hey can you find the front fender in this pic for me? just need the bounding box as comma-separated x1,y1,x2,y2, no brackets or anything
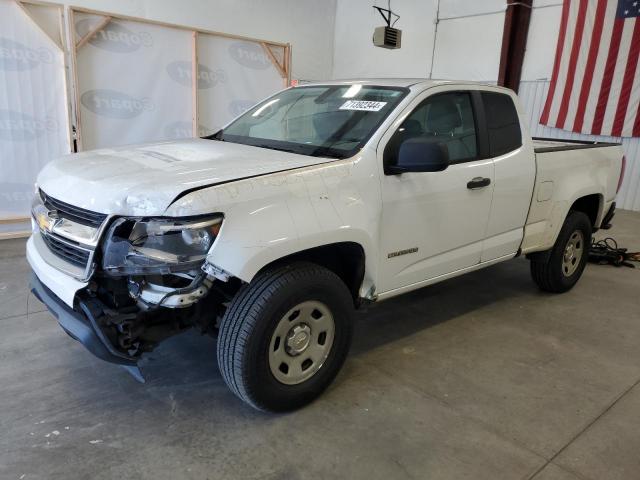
163,155,381,292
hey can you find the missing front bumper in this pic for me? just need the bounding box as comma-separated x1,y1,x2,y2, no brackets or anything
30,271,139,368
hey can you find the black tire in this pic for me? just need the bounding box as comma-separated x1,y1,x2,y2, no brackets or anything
217,262,354,412
530,211,592,293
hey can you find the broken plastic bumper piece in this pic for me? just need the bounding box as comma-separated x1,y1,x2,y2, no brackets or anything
30,271,145,382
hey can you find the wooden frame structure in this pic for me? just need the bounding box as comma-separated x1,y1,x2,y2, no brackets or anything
0,0,71,238
67,6,292,145
1,1,292,238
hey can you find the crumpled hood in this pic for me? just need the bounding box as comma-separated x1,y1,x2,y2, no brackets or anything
37,139,334,216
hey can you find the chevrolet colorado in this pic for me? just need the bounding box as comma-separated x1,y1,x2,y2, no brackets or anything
28,79,625,411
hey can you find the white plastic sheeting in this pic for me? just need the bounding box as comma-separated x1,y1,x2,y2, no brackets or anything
0,0,70,227
197,36,286,135
519,80,640,211
75,14,193,149
74,14,287,147
67,0,334,82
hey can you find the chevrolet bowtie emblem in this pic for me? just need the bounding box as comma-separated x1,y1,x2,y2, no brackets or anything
36,210,59,232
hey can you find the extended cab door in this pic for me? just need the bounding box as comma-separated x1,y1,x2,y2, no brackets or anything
377,88,494,294
478,90,536,262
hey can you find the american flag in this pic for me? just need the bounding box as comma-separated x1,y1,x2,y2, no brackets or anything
540,0,640,137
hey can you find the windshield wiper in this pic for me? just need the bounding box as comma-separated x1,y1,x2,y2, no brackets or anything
252,143,344,159
251,144,301,154
308,147,347,159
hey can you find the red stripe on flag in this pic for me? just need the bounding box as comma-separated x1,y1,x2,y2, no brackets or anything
591,18,625,135
634,99,640,136
556,0,589,129
612,18,640,137
540,0,571,125
572,0,607,133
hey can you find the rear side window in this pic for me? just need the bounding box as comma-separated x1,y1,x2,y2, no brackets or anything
481,92,522,156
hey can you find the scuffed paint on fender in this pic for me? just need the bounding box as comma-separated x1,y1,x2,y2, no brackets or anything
163,150,381,297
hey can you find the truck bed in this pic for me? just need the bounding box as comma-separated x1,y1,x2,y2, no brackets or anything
532,137,621,154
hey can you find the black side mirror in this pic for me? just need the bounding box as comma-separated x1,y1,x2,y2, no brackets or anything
387,137,449,174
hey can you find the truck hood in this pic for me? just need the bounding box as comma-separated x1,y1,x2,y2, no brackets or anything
37,139,335,216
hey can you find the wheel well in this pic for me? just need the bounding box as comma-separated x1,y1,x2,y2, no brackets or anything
259,242,366,306
570,194,601,228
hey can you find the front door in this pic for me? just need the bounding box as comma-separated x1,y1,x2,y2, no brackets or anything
377,89,494,294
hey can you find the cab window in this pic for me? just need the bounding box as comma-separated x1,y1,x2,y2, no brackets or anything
384,91,478,168
481,92,522,156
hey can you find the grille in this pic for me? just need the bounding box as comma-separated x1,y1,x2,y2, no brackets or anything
41,233,91,268
40,190,107,228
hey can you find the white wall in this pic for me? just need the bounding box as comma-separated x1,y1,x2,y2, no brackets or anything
431,0,505,82
332,0,438,79
331,0,639,211
520,1,562,81
332,0,505,82
64,0,337,81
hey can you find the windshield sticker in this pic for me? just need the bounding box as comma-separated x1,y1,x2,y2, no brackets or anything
339,100,387,112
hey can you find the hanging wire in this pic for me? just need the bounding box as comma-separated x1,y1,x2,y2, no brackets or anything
373,0,400,27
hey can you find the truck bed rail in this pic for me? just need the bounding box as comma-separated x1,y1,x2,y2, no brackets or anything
532,137,621,154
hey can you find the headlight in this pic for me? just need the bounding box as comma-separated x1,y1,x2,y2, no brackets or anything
102,215,223,275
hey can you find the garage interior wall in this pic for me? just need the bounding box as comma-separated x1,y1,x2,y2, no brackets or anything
332,0,504,82
519,0,640,211
63,0,336,82
196,36,286,135
2,0,639,233
0,0,337,238
332,0,640,211
74,12,194,150
0,0,70,237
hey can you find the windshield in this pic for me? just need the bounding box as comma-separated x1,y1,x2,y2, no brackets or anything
208,85,408,159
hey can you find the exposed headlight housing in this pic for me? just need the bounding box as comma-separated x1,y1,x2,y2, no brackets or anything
102,215,223,276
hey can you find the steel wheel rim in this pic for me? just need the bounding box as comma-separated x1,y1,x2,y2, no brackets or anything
562,230,585,277
268,300,335,385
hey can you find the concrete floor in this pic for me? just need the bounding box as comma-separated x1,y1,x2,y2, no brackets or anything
1,211,639,480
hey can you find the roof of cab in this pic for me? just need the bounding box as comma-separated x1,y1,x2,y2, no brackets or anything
298,78,510,91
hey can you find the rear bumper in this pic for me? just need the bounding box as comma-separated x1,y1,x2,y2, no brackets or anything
30,271,138,366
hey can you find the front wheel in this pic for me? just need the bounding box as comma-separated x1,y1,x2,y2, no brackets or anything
530,211,592,293
217,262,354,412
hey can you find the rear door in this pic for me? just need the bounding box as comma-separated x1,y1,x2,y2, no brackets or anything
377,88,494,294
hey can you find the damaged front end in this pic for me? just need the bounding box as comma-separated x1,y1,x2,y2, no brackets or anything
30,197,239,380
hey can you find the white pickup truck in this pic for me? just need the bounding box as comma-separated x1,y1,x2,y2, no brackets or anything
28,79,625,411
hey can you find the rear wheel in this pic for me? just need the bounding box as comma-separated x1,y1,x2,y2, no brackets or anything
530,211,592,293
217,262,353,412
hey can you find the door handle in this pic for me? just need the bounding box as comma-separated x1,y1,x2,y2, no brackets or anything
467,177,491,189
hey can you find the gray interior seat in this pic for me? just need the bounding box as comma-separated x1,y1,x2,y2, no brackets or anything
424,96,472,160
